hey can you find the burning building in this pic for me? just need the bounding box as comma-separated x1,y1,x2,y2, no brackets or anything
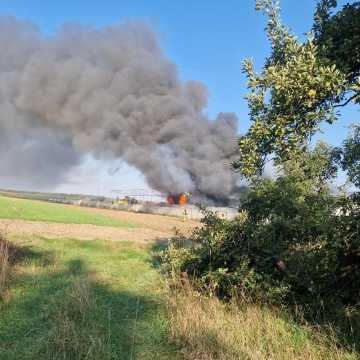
166,192,190,206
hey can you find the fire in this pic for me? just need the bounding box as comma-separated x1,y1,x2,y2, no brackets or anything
167,192,189,206
178,193,188,205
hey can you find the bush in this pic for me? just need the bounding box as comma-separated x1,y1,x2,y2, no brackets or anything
162,153,360,309
163,209,290,303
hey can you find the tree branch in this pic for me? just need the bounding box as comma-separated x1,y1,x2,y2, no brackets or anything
334,93,359,108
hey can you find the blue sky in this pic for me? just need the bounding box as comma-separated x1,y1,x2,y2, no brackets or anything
0,0,357,196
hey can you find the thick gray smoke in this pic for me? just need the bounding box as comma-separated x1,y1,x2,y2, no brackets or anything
0,129,80,189
0,17,240,204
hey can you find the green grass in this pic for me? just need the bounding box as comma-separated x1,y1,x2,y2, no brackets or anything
0,236,177,359
1,195,354,359
0,233,357,359
0,196,136,228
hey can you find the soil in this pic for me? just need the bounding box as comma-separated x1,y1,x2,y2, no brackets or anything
76,205,199,234
0,206,200,243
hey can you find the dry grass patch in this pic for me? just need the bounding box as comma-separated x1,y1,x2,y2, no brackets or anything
0,232,10,297
167,283,357,360
0,231,25,298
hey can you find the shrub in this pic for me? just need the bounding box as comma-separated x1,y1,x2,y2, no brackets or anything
162,154,360,309
163,208,291,303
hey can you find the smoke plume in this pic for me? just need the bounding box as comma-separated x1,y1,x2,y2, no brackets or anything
0,17,240,204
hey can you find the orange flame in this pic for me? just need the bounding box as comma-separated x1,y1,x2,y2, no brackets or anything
167,193,188,206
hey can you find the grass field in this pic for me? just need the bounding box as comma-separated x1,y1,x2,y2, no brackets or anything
0,197,357,359
0,236,177,359
0,196,136,228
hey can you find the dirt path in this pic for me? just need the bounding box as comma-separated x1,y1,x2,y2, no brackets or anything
0,207,199,243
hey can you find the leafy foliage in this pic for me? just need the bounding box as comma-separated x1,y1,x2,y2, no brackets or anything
233,0,357,178
163,146,360,308
161,3,360,354
333,124,360,188
162,0,360,316
314,0,360,92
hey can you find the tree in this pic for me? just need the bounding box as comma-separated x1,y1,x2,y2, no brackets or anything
162,0,360,315
332,124,360,188
314,0,360,97
312,1,360,189
233,0,358,179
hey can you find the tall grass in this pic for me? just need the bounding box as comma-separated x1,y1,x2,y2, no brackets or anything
167,281,357,360
46,276,110,360
0,232,10,297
